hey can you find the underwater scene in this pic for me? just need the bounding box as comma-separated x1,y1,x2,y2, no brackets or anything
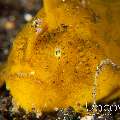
0,0,120,119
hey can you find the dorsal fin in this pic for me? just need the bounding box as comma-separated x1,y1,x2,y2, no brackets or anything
44,0,60,29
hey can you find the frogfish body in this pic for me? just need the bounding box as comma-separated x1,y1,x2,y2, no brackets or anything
0,0,120,112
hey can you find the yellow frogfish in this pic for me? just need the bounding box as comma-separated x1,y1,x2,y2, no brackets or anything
0,0,120,112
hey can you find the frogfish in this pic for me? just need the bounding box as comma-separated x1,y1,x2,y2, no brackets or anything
0,0,120,112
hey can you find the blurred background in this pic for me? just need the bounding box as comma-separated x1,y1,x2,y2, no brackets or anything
0,0,42,64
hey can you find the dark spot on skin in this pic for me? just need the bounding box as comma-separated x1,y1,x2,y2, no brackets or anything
76,102,81,107
61,24,68,32
53,81,55,84
96,44,100,48
61,80,64,82
32,107,35,111
74,69,78,73
66,61,69,64
89,9,101,24
68,41,72,46
85,63,89,66
45,65,48,70
94,56,97,59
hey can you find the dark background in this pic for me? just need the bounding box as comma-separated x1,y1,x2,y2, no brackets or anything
0,0,42,64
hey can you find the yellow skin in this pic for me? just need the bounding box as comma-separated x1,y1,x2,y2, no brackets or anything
0,0,120,112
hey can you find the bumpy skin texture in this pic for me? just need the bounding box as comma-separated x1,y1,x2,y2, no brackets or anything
1,0,120,112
